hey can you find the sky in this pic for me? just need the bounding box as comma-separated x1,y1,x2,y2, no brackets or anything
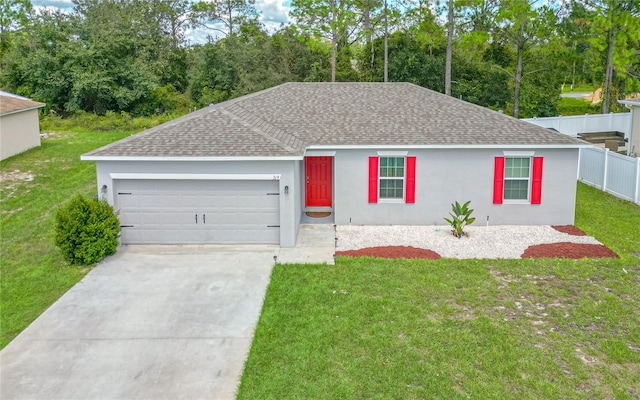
31,0,293,43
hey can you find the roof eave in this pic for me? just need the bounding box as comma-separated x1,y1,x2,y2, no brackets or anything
0,104,46,117
80,155,304,162
305,144,591,150
618,99,640,107
81,143,591,161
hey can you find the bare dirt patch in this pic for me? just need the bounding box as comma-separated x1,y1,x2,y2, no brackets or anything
1,170,35,198
1,170,34,185
336,246,441,260
575,347,599,365
522,242,618,259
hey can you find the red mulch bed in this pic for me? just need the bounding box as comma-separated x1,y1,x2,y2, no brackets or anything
336,246,441,260
552,225,588,236
522,242,618,259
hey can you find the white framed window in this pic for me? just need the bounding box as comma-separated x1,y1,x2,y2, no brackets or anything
379,156,405,200
503,157,531,201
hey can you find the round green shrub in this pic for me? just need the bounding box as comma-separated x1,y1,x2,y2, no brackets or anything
54,195,121,265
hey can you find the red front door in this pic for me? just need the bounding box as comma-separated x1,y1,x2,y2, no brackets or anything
305,156,332,207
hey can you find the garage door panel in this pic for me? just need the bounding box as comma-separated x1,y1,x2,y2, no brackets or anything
122,230,141,243
116,195,139,208
116,179,280,245
141,210,193,225
118,210,139,224
180,194,205,208
155,194,181,207
163,211,194,225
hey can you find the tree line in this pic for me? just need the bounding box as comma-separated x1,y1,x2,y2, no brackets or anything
1,0,638,119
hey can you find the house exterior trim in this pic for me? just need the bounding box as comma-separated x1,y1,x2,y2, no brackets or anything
0,104,45,117
82,155,304,161
307,144,590,150
109,173,282,181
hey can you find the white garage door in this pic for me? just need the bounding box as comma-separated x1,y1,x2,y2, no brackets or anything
115,179,280,244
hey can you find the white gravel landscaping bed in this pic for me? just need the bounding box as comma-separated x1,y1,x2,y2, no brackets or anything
336,225,603,259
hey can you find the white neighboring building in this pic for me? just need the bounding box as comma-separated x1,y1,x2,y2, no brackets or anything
619,99,640,157
0,91,45,160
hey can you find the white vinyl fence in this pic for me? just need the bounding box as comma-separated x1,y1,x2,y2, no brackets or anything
579,147,640,205
523,113,631,138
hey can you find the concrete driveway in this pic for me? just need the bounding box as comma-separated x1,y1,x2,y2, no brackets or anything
0,245,276,400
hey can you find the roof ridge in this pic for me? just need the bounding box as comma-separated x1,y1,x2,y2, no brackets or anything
217,102,306,155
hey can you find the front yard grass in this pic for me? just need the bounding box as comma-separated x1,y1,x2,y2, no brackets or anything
561,83,597,93
1,130,130,348
557,97,601,116
238,183,640,399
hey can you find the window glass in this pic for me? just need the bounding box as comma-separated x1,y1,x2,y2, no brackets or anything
504,180,529,200
505,157,530,178
504,157,531,200
379,157,405,199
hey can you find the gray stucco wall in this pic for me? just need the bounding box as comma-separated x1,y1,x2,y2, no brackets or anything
332,148,579,226
94,159,299,246
0,109,41,160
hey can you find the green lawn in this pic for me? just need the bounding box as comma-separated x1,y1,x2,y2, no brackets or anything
238,183,640,399
558,97,601,116
561,83,597,93
0,130,131,348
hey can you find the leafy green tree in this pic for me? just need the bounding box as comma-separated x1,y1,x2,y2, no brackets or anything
455,0,499,61
558,2,593,90
0,0,32,35
291,0,359,81
1,10,78,111
187,24,330,105
492,0,560,118
193,0,259,37
355,0,382,70
360,31,445,89
573,0,640,113
0,0,32,78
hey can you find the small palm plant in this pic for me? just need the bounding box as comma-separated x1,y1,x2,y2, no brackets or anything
444,201,476,238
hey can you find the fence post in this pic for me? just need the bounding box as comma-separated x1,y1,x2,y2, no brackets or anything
583,114,588,134
609,112,614,131
635,157,640,205
577,148,582,180
603,148,609,192
627,113,634,156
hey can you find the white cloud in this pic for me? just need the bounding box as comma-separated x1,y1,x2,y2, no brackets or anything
31,0,74,12
257,0,290,27
30,0,294,44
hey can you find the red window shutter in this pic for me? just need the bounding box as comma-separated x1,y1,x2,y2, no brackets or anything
493,156,505,204
406,156,416,203
531,156,543,204
368,156,378,203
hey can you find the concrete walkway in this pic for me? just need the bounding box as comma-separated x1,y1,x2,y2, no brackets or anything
277,224,336,265
1,245,276,400
559,91,592,98
1,227,336,400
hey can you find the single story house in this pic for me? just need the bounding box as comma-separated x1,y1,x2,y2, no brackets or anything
619,99,640,157
82,83,589,247
0,92,45,160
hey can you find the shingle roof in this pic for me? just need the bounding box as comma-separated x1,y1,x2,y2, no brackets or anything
85,82,586,158
0,94,45,116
